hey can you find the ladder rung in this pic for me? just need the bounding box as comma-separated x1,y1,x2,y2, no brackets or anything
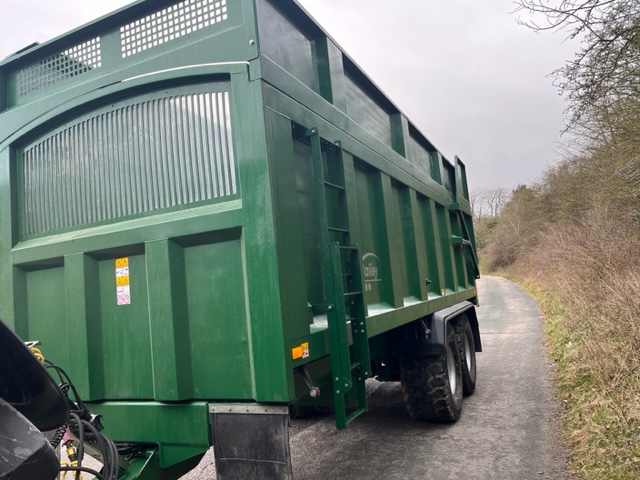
324,181,345,191
343,291,362,297
338,245,358,250
345,408,366,424
328,226,349,233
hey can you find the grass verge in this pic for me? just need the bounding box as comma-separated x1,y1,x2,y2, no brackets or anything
514,278,640,480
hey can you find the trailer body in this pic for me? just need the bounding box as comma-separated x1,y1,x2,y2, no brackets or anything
0,0,480,477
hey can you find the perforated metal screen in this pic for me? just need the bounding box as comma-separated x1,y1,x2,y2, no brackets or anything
120,0,228,58
17,38,102,97
13,0,230,99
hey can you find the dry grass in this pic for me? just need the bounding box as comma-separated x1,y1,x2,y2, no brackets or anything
509,209,640,479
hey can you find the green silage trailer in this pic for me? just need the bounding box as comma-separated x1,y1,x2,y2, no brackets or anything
0,0,481,478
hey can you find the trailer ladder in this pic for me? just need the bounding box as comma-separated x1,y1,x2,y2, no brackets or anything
306,128,371,429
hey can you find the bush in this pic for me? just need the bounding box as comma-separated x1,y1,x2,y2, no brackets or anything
512,209,640,479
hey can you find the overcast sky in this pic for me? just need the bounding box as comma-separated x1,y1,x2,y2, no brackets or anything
0,0,577,191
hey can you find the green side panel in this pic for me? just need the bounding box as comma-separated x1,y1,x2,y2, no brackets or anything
292,136,325,306
90,401,210,450
145,239,194,401
354,164,385,307
343,64,393,149
435,203,456,293
407,190,430,302
390,181,410,302
379,174,404,308
231,78,289,403
407,132,433,178
256,0,320,94
98,253,154,399
418,195,443,297
267,111,312,347
442,161,456,194
393,183,423,303
449,211,468,291
430,152,444,185
24,266,69,368
390,113,408,157
184,232,253,399
64,253,104,399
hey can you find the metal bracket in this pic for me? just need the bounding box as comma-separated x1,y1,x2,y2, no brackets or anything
296,366,320,398
310,303,334,314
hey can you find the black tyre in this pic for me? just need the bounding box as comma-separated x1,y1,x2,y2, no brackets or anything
399,322,463,422
454,317,477,396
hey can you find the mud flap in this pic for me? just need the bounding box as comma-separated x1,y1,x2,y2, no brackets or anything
209,404,292,480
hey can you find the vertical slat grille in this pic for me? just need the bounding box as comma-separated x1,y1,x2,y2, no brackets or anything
22,91,236,236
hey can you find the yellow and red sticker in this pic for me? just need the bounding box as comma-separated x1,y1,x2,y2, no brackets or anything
292,342,310,360
115,257,131,306
291,342,309,360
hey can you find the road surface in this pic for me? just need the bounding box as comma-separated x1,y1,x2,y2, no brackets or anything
182,275,569,479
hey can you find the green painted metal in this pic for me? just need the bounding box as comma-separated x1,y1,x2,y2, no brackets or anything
0,0,479,475
117,448,205,480
305,128,370,428
89,401,210,465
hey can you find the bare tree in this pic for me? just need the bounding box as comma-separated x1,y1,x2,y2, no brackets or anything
470,188,508,219
515,1,640,138
486,188,508,217
469,190,483,219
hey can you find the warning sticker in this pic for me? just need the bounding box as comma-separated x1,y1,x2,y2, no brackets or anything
115,258,131,305
291,342,310,360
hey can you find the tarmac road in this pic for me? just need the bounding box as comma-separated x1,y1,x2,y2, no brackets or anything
182,276,569,479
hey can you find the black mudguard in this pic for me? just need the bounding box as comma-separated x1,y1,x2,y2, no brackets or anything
392,301,482,357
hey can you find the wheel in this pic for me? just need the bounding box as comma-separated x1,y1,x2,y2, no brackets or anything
399,322,463,422
454,317,477,396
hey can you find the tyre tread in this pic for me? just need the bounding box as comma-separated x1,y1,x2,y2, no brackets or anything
399,324,463,422
453,318,477,396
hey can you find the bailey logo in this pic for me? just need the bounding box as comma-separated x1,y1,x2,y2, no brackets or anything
362,252,382,292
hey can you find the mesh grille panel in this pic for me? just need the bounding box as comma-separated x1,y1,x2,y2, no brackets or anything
17,38,102,97
22,91,236,236
120,0,228,58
